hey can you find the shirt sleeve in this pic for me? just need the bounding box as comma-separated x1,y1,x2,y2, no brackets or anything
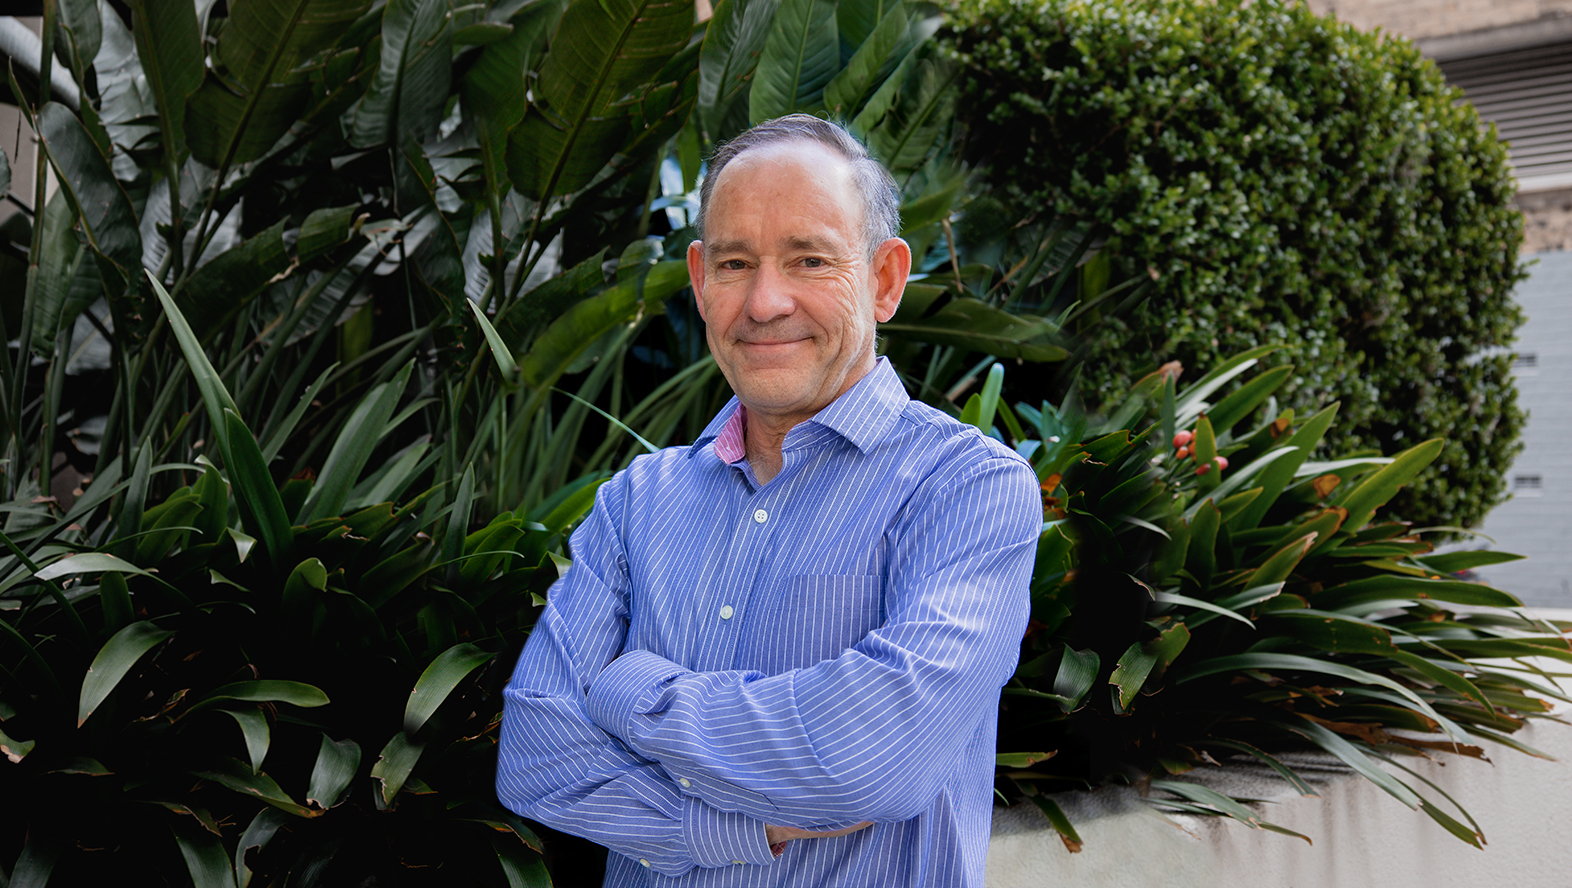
582,453,1039,827
495,476,776,876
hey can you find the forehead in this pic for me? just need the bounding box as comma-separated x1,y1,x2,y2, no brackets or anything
706,141,863,239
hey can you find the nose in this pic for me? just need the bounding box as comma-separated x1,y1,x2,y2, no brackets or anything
744,264,796,324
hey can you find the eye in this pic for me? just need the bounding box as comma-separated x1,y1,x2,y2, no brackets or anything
719,259,748,270
801,257,823,268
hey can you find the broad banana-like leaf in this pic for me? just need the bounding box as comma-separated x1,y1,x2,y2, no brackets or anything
404,642,495,733
519,260,687,389
26,191,84,355
464,0,564,196
353,0,453,149
188,0,370,167
172,816,239,888
505,0,695,199
306,733,361,809
298,361,413,523
396,143,465,306
35,102,141,283
175,220,291,341
698,0,777,142
54,0,102,82
77,620,174,727
865,52,955,173
494,249,608,352
296,203,359,264
749,0,837,122
823,2,907,117
126,0,202,159
878,297,1067,361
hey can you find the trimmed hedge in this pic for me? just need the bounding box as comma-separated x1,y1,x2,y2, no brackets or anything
943,0,1527,528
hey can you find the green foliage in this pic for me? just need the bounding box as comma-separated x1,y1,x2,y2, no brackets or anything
0,297,567,885
944,0,1528,529
988,353,1569,846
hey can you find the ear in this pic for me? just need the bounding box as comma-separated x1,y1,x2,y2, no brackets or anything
870,237,911,323
687,240,707,322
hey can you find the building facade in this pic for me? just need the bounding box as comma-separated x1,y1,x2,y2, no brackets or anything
1311,0,1572,605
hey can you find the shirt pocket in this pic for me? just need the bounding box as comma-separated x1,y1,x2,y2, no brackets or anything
749,575,884,674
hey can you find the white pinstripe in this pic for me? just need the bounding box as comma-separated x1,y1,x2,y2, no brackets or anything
497,359,1039,886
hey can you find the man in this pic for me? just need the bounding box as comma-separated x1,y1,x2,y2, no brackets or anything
496,115,1040,887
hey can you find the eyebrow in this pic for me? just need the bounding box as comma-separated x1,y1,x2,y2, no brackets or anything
705,235,842,256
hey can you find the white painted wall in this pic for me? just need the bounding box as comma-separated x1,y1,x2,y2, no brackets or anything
987,643,1572,887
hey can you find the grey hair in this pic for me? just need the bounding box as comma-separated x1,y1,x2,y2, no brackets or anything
695,114,901,258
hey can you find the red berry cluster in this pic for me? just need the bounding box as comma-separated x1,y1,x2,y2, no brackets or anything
1172,429,1227,476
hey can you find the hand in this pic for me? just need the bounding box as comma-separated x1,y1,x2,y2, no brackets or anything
764,821,873,858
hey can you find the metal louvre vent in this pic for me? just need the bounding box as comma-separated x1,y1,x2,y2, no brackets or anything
1440,41,1572,193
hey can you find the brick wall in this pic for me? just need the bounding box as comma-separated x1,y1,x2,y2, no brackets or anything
1307,0,1572,41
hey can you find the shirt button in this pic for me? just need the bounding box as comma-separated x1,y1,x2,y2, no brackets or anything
732,860,745,865
719,605,734,620
753,508,768,524
679,777,692,788
639,859,651,868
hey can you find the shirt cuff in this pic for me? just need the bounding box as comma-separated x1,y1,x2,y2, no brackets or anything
684,797,775,868
584,648,688,741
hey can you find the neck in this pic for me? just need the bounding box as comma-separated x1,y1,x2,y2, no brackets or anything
743,413,795,484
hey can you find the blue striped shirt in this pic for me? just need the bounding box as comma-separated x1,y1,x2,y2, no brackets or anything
497,358,1039,887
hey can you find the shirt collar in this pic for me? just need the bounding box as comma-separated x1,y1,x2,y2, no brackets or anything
691,357,909,461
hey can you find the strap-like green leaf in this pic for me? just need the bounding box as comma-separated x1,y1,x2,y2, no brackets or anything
221,707,271,772
192,757,318,818
404,643,497,733
171,816,239,888
306,733,362,810
37,551,153,583
224,409,294,569
371,730,426,808
192,680,330,711
299,361,413,523
879,298,1066,361
1331,438,1444,539
234,809,292,888
78,620,174,727
0,724,36,763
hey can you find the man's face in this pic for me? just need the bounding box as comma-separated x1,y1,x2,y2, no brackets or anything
687,141,909,431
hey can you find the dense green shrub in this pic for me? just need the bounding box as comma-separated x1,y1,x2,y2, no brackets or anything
963,352,1569,846
943,0,1528,529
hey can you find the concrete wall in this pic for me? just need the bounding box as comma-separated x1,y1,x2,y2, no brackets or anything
1307,0,1572,42
986,646,1572,887
1474,251,1572,607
